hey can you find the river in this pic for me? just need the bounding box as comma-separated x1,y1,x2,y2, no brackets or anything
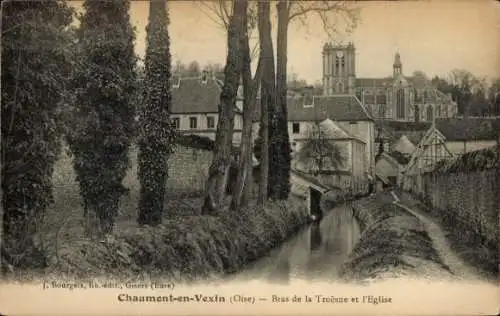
232,204,361,283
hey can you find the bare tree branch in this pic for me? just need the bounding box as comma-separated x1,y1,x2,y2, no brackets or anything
287,1,360,39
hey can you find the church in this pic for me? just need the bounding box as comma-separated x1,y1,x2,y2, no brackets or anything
321,42,458,122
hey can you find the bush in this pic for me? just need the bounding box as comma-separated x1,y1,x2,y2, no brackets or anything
69,0,137,235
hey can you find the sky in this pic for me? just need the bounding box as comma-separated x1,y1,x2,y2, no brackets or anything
70,0,500,84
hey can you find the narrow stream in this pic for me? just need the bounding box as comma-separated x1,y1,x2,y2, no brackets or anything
232,204,361,283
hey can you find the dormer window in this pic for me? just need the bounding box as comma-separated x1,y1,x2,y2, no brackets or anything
172,75,180,88
303,91,314,108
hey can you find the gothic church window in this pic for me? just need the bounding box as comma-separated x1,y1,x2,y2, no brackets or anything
396,88,405,119
426,106,433,121
379,104,387,118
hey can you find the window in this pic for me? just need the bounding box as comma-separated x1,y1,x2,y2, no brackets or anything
378,104,386,118
304,93,314,107
426,106,433,121
189,117,197,129
396,88,405,119
207,116,215,129
172,117,180,129
292,122,300,134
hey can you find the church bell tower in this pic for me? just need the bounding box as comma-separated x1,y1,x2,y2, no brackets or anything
322,42,356,96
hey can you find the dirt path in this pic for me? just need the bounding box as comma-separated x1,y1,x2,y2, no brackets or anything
390,191,491,284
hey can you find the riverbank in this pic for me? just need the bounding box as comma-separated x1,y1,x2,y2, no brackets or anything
28,196,309,283
339,192,455,283
396,191,498,281
2,140,312,283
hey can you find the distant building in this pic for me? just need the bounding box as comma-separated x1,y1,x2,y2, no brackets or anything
169,71,244,146
400,126,453,192
292,118,367,194
321,42,458,122
375,151,409,190
400,117,499,192
433,118,499,156
252,87,376,181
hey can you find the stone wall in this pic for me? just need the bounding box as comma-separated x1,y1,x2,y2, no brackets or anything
167,145,213,192
419,169,498,246
406,146,499,247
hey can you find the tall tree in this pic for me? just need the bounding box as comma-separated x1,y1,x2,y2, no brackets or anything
202,0,246,214
269,0,292,200
70,0,137,236
137,0,176,226
256,0,275,204
269,1,359,200
1,1,74,269
230,0,263,210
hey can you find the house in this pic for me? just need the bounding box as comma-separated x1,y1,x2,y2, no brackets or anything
291,118,367,194
169,71,244,146
433,118,499,156
374,120,430,155
400,124,454,192
375,150,409,190
391,135,417,157
252,87,376,182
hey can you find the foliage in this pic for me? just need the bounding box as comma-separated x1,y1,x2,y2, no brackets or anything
137,0,176,226
1,0,75,269
68,0,137,235
57,197,308,280
432,70,498,117
340,194,451,281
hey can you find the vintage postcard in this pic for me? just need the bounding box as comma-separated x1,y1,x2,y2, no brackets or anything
1,0,499,315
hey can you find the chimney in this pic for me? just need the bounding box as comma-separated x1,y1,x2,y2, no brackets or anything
303,86,314,106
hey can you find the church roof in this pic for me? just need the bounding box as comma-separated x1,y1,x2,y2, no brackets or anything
253,94,373,122
356,77,392,88
356,72,445,94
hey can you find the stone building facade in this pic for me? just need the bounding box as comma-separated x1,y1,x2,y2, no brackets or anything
322,43,458,122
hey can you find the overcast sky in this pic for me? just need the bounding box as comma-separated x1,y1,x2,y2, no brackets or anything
70,0,500,84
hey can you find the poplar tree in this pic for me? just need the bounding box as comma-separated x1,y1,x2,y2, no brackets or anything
137,0,176,226
1,1,74,268
70,0,137,236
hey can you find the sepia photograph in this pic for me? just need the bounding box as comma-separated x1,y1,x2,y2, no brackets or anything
1,0,499,315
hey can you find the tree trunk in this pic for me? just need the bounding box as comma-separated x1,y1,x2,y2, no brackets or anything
257,0,274,205
202,0,245,215
231,0,262,211
271,0,292,200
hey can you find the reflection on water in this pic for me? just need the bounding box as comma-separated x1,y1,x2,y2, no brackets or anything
310,222,322,252
235,205,361,283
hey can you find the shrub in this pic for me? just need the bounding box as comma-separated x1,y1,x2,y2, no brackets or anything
69,0,137,235
1,1,74,269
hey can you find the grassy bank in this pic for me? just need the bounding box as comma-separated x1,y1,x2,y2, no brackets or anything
339,192,454,282
398,191,498,279
4,143,309,283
